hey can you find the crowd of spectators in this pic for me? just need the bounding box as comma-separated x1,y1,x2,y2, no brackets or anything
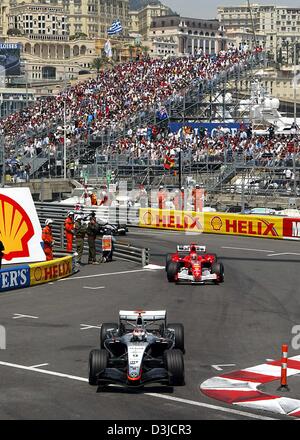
1,45,298,183
0,48,256,166
98,124,300,169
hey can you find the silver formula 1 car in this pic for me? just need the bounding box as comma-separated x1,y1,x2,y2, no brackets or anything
88,310,185,388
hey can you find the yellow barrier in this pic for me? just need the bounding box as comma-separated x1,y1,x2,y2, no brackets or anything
30,256,73,286
139,209,283,239
139,208,204,233
204,213,283,239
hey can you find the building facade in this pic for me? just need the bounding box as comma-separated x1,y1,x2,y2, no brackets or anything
0,1,132,86
3,0,130,39
218,4,300,63
129,3,170,40
8,3,67,38
150,15,226,58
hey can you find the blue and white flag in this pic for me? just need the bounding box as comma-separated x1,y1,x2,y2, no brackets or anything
107,19,123,36
104,39,113,58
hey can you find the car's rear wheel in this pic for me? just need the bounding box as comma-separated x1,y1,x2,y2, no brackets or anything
165,254,173,271
164,349,185,386
100,322,118,348
88,349,108,385
211,262,224,284
167,262,179,282
168,323,185,353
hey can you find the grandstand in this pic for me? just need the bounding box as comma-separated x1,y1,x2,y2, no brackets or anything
1,47,299,207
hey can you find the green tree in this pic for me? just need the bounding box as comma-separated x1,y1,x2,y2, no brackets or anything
141,45,150,57
70,32,88,41
92,57,106,74
7,28,22,36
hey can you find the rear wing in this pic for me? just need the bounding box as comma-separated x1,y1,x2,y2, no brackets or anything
119,310,166,321
177,245,206,253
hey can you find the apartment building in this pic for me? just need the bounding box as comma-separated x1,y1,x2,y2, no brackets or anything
129,3,170,40
4,0,130,39
218,4,300,63
150,15,226,57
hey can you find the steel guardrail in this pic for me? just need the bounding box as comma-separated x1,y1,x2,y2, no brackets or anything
35,203,147,266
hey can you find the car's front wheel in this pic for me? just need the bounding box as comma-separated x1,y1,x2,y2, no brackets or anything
100,323,118,349
165,254,173,271
168,323,185,353
211,262,224,284
167,262,179,282
164,349,185,386
88,349,108,386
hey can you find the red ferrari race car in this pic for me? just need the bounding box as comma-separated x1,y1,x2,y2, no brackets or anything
166,244,224,285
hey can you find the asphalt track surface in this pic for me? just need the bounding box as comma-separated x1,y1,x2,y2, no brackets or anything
0,229,300,420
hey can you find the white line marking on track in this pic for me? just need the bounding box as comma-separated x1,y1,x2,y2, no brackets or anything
83,286,106,290
12,314,39,320
222,246,274,253
58,268,150,281
0,361,88,382
144,264,165,270
80,324,101,330
0,360,277,420
268,253,300,257
29,363,49,369
211,364,236,371
146,393,277,420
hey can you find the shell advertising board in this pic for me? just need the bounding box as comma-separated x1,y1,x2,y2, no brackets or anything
0,188,46,265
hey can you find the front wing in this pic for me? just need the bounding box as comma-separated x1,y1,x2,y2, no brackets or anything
177,272,217,284
97,367,169,387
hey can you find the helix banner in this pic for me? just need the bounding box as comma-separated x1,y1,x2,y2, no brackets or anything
205,213,283,239
139,209,286,239
139,208,204,233
30,256,73,286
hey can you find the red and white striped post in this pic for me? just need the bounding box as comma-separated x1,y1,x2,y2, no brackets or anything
279,344,289,391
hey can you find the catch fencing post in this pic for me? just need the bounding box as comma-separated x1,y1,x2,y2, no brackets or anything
278,344,289,391
60,224,65,249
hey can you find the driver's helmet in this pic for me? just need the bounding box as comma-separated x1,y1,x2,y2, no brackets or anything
191,252,198,262
132,328,146,342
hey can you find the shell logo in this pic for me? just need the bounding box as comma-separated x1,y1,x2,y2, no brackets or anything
0,194,34,261
142,210,154,226
211,216,223,231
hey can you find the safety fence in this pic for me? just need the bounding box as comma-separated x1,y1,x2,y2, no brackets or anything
0,255,77,294
35,203,148,266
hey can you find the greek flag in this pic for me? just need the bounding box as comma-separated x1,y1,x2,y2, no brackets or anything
107,19,123,36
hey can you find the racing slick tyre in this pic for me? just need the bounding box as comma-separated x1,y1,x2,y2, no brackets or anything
168,323,185,353
88,349,108,385
164,349,185,386
211,262,224,284
167,262,179,282
100,323,118,349
165,254,173,271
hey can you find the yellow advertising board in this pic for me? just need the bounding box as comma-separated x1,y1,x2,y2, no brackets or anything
30,256,73,286
139,209,284,239
204,213,283,239
139,208,204,233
